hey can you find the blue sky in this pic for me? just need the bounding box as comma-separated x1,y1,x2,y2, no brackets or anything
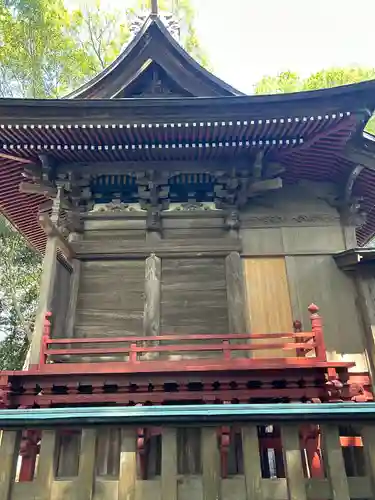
70,0,375,94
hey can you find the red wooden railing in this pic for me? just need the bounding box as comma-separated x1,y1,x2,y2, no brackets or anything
40,303,327,367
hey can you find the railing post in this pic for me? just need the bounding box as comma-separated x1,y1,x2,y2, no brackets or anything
129,343,137,364
223,340,231,361
308,304,327,361
39,311,52,369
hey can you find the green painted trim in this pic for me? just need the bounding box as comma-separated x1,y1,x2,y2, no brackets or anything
0,403,375,428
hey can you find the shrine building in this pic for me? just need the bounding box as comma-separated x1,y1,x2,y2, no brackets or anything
1,4,375,500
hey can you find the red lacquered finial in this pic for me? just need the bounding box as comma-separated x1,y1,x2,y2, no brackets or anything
308,303,319,314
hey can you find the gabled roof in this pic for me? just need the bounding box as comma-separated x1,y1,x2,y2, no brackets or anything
67,15,242,99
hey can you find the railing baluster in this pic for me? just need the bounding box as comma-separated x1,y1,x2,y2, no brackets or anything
361,425,375,496
321,424,350,500
281,425,307,500
74,429,96,500
118,428,137,500
161,428,177,500
202,427,221,500
34,430,57,500
0,430,20,500
308,304,327,361
241,425,263,500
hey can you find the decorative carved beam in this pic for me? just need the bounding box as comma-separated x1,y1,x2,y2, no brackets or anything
39,214,75,259
19,182,74,211
344,164,364,203
20,182,57,198
0,152,34,164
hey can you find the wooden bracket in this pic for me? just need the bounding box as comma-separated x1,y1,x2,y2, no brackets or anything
39,214,75,259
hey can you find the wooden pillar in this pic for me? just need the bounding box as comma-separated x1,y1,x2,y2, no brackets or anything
225,252,247,333
29,188,63,367
144,253,161,338
65,259,81,338
29,236,59,366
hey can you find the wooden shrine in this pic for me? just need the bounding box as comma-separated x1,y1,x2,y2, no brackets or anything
1,5,375,499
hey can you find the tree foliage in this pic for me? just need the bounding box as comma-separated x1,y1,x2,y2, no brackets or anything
0,216,41,369
254,67,375,134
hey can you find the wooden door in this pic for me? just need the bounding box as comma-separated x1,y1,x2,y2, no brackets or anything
243,258,294,357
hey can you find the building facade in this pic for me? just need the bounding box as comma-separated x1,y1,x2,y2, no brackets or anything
1,8,375,500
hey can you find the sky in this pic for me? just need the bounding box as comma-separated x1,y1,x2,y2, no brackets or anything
87,0,375,94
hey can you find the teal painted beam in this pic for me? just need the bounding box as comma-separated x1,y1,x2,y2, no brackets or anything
0,403,375,428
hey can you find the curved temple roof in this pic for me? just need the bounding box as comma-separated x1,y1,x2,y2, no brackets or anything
67,15,243,99
1,12,375,252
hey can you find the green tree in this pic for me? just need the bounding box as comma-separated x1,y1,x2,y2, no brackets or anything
69,1,130,73
254,67,375,134
0,216,41,369
0,0,96,97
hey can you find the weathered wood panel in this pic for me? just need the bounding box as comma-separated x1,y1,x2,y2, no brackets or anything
243,258,294,357
51,261,71,339
240,228,284,255
282,226,345,254
75,260,144,339
73,239,241,259
163,228,227,239
202,428,221,500
161,258,229,342
0,431,19,500
355,269,375,383
285,255,367,372
144,254,161,338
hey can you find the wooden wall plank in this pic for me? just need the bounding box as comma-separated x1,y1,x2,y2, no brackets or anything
161,258,228,343
286,255,367,371
243,258,294,357
241,425,263,500
321,425,350,500
0,431,19,500
118,429,137,500
161,428,177,500
281,425,307,500
202,428,221,500
74,429,97,500
75,260,144,340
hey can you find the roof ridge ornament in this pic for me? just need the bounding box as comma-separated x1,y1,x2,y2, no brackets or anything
151,0,158,16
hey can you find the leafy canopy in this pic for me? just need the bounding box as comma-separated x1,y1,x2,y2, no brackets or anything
254,67,375,134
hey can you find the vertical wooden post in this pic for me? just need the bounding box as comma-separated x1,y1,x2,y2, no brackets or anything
241,425,262,500
118,429,137,500
143,254,161,359
202,427,221,500
29,237,59,366
361,425,375,497
321,424,350,500
0,430,19,500
281,425,307,500
29,188,63,367
144,253,161,337
65,259,81,338
34,430,57,500
74,429,97,500
161,428,177,500
308,304,327,361
225,252,247,334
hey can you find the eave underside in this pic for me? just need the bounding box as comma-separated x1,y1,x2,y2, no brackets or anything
1,110,374,251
